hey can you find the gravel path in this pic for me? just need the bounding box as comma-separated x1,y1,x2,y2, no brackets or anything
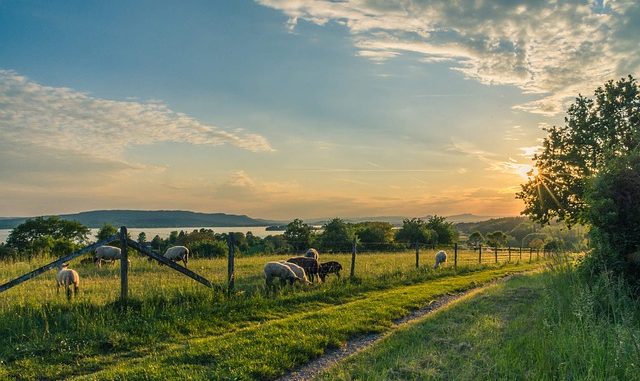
278,274,517,381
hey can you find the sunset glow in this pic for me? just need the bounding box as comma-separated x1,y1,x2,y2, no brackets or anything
1,1,638,220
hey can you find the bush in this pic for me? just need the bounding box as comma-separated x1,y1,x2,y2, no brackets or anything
189,240,227,258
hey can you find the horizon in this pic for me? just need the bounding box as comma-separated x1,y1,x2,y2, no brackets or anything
1,1,638,219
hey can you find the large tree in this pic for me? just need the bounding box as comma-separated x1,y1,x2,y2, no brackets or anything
6,216,90,257
283,218,312,251
425,215,457,244
395,218,435,247
319,218,354,252
517,76,640,226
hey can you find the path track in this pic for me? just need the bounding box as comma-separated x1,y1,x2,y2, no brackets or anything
279,273,521,381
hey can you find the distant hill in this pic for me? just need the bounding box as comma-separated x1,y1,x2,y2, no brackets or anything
0,210,279,229
455,216,528,235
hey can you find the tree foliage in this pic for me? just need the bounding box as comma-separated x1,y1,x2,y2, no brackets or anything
319,218,354,252
425,215,457,244
395,218,435,247
283,219,312,251
517,76,640,226
96,223,118,242
486,231,508,248
467,231,484,249
6,216,90,259
355,222,396,251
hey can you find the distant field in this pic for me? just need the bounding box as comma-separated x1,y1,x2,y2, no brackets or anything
0,251,546,380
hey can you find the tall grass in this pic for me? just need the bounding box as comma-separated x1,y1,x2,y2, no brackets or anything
320,259,640,380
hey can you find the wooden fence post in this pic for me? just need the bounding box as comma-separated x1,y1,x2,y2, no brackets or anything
120,226,129,302
227,235,235,294
519,246,522,262
415,241,420,269
537,249,540,260
454,243,458,270
494,246,498,263
508,246,511,263
529,248,533,263
350,239,357,278
479,244,482,264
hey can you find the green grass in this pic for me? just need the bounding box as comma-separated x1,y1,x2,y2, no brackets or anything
320,262,640,380
0,251,544,380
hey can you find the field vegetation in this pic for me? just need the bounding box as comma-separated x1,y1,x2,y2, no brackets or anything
0,251,545,380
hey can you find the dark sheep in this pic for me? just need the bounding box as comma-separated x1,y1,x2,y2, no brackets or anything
287,256,320,282
318,261,343,282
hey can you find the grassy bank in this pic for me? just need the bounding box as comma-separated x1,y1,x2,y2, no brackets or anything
0,254,543,380
320,263,640,380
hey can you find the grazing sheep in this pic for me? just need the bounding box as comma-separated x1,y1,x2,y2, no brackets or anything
264,261,300,287
94,245,123,267
279,261,312,285
305,248,319,260
318,261,343,282
287,256,320,282
164,246,189,267
434,250,447,269
56,263,80,300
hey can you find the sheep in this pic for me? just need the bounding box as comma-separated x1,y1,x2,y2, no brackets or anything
318,261,343,282
287,256,320,282
305,248,319,260
434,250,447,269
164,246,189,267
264,261,300,288
56,263,80,300
94,245,124,267
279,261,312,285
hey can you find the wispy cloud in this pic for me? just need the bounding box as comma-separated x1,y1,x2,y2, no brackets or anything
258,0,640,115
0,69,274,162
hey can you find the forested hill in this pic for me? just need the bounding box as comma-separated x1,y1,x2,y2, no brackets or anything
456,217,528,235
0,210,278,229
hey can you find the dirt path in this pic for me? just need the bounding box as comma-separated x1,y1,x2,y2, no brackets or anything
278,274,520,381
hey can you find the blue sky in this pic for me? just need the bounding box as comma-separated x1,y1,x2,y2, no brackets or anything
0,0,637,219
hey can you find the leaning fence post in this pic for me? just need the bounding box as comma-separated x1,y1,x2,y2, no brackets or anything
415,241,420,268
479,244,482,264
227,235,235,294
508,246,511,263
350,239,357,278
494,246,498,263
454,243,458,270
119,226,129,302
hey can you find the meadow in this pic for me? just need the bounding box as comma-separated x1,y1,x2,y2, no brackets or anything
320,263,640,380
0,249,545,380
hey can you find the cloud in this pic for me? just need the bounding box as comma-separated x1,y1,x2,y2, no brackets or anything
0,69,274,163
258,0,640,115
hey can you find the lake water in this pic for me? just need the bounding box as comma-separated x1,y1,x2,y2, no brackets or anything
0,226,281,244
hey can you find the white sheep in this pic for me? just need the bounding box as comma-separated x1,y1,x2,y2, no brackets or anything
279,261,312,285
94,245,125,267
264,261,300,287
434,250,447,269
56,263,80,300
305,248,319,260
164,246,189,267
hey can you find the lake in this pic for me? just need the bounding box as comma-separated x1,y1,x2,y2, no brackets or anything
0,226,282,244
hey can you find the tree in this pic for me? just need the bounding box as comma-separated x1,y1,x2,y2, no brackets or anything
355,222,395,251
467,231,484,249
426,215,457,244
150,235,163,252
585,151,640,280
283,219,312,251
6,216,90,258
319,218,354,252
96,223,118,242
395,218,435,247
137,232,147,244
517,76,640,226
486,231,508,248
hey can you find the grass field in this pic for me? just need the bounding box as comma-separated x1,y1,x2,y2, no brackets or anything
320,264,640,380
0,249,546,380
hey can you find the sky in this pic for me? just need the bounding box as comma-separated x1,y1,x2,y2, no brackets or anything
0,0,638,220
